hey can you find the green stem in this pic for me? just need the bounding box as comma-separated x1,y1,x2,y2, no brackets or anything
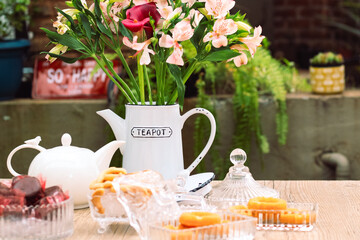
155,57,162,105
161,62,167,104
144,65,153,105
114,48,140,97
100,53,138,104
92,55,134,104
167,60,198,105
137,55,145,104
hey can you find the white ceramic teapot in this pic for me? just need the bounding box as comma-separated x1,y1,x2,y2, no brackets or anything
7,133,125,209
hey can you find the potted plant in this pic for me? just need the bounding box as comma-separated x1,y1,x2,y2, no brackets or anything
0,0,31,100
41,0,265,179
309,52,345,94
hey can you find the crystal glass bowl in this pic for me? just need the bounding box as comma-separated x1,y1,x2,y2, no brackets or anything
148,210,257,240
0,197,74,239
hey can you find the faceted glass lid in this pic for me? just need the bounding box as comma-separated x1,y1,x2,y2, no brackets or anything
205,149,279,208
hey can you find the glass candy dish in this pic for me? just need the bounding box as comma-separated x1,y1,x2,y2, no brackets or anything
205,149,279,209
148,210,257,240
0,197,74,240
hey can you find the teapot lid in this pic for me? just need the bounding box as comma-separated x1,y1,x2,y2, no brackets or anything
47,133,93,156
205,148,279,208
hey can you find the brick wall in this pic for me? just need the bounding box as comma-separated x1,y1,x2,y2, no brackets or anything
272,0,342,67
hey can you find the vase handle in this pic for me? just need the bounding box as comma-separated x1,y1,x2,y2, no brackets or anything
180,108,216,175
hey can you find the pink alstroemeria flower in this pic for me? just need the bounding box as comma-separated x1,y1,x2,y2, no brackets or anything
133,0,168,7
203,18,237,48
158,7,182,21
188,9,204,28
110,0,131,22
239,26,265,57
133,0,155,5
159,19,194,66
123,36,155,65
228,45,248,67
122,3,161,38
204,0,235,19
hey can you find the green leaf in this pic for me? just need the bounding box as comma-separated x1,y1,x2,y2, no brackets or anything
202,49,240,62
118,21,133,41
94,0,102,18
190,21,207,51
96,19,112,38
79,12,92,39
72,0,85,11
41,28,86,51
41,52,88,63
191,2,205,9
167,64,185,107
84,9,97,23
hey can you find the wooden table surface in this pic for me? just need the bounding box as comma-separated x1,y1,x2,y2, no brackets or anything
69,181,360,240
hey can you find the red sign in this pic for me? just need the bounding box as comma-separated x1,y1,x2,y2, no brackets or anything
32,58,121,99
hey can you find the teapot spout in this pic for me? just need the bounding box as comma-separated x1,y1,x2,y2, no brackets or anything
97,109,126,153
94,140,125,173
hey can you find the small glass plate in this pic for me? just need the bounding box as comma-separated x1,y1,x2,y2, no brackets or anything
148,210,257,240
0,197,73,240
231,202,318,231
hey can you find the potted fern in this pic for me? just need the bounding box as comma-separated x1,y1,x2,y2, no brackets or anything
0,0,30,100
309,52,345,94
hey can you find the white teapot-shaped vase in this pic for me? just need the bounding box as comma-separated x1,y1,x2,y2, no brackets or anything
7,133,125,209
97,104,216,182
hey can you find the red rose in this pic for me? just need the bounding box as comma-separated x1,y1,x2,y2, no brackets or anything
122,3,161,38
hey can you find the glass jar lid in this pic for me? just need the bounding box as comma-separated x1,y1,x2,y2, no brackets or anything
205,149,279,208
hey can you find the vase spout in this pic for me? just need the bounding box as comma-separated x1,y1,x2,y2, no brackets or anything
97,109,126,154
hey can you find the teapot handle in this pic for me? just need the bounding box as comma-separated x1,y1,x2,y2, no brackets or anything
7,137,46,176
180,108,216,175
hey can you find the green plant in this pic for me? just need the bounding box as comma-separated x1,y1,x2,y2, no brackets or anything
310,52,344,66
0,0,30,40
193,44,307,179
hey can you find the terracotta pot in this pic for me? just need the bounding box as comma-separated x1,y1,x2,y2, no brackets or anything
309,65,345,94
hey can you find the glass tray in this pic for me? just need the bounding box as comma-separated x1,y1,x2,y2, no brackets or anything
0,197,73,240
148,210,257,240
230,202,318,231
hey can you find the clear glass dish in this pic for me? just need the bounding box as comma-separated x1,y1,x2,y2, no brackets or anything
0,197,74,239
88,192,128,233
148,210,257,240
230,202,318,231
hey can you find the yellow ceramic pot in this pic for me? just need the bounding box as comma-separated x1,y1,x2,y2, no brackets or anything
310,65,345,94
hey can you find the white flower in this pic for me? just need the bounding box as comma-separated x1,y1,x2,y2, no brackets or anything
45,44,68,63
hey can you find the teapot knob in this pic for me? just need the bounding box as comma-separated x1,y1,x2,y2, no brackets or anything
61,133,72,146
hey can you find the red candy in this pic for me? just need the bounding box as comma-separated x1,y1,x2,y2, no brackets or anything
12,176,44,206
0,175,67,219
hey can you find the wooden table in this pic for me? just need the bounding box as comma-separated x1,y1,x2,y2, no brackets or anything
70,181,360,240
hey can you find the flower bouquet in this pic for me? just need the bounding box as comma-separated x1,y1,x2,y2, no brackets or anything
42,0,265,107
